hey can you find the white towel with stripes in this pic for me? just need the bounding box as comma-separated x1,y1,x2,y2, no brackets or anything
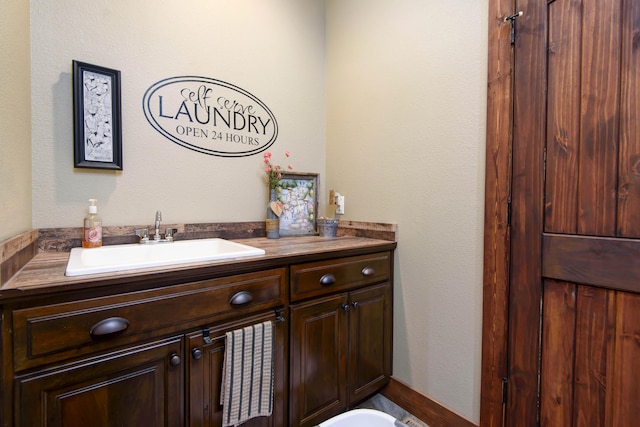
221,320,274,427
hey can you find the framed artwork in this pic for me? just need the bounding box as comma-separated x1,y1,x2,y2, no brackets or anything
277,172,319,236
73,60,123,170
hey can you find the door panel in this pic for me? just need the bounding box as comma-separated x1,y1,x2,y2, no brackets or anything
540,285,640,425
507,0,547,421
570,286,615,426
509,0,640,425
574,0,621,237
611,293,640,424
348,284,392,402
15,336,184,427
290,294,349,427
544,0,581,234
618,0,640,237
540,280,575,427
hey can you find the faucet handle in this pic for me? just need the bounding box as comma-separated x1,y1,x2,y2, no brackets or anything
165,227,177,242
135,228,149,242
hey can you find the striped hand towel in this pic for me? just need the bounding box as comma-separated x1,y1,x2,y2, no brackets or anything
221,320,274,427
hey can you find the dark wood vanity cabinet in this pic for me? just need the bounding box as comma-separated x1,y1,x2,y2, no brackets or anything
6,268,286,427
289,253,393,427
2,242,395,427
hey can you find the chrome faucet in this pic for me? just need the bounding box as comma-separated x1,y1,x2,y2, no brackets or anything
135,210,177,244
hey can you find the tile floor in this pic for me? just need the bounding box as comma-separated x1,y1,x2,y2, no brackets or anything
357,394,430,427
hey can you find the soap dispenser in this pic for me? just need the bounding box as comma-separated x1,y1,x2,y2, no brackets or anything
82,198,103,248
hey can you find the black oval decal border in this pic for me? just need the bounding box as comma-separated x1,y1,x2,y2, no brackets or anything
142,76,278,157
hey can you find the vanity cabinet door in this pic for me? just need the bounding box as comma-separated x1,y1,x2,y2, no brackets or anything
290,294,349,427
186,312,287,427
15,335,184,427
289,283,392,427
348,283,392,403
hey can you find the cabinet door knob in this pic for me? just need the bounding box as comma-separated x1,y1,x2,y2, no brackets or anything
229,290,253,306
192,348,203,360
320,274,336,286
361,266,375,276
169,353,181,366
351,301,359,309
341,303,350,312
90,317,130,338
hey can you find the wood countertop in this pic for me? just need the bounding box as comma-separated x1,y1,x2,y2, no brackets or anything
1,236,396,302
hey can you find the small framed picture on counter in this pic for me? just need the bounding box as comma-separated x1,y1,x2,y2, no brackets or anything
277,172,319,236
72,60,123,170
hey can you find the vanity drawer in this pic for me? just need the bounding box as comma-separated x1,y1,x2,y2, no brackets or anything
12,268,285,371
290,252,391,302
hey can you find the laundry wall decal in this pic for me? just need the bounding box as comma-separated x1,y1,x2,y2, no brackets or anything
143,76,278,157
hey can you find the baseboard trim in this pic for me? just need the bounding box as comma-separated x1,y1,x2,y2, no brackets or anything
382,377,477,427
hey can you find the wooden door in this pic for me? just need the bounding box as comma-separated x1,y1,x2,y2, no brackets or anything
15,336,184,426
186,312,287,427
290,294,349,427
348,283,392,403
504,0,640,425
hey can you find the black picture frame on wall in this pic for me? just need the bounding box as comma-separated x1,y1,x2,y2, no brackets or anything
72,60,123,170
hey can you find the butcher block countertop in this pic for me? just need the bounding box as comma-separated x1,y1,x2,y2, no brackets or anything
1,234,397,301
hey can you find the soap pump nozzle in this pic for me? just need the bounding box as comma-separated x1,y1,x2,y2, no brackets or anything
88,198,98,214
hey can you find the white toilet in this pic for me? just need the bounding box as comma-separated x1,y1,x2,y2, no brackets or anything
318,408,400,426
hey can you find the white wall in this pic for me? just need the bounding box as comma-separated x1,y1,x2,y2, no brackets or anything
30,0,326,228
0,0,32,241
326,1,487,422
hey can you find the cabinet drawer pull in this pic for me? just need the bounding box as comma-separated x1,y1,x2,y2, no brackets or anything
341,303,350,312
361,266,375,276
229,290,253,306
192,348,203,360
169,353,181,366
320,274,336,286
90,317,130,338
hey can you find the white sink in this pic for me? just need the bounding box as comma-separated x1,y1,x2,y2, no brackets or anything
65,238,265,277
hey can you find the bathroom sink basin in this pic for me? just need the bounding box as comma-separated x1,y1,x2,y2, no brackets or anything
65,238,266,276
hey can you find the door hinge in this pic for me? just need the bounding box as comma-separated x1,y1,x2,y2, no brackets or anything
507,197,512,226
504,11,523,44
502,377,509,404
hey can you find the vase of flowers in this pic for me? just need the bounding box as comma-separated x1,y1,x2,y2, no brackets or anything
263,151,292,238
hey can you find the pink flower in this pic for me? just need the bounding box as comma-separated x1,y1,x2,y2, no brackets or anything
262,150,293,189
